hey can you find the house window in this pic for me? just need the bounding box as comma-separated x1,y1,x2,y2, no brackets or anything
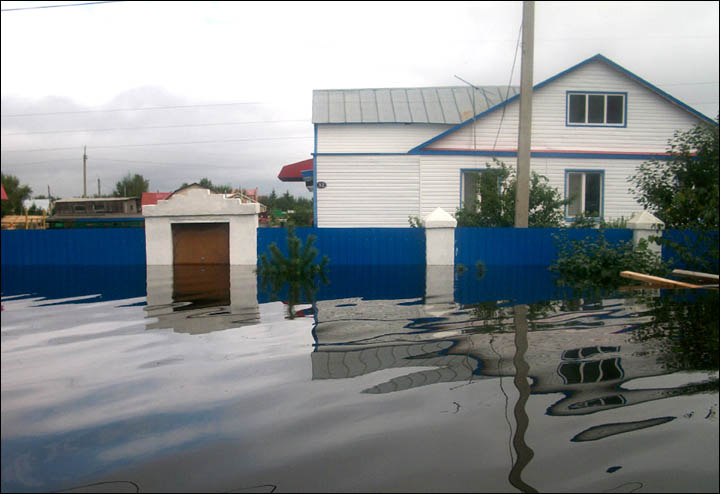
566,171,603,218
73,205,87,213
567,92,625,126
93,203,106,213
461,169,503,212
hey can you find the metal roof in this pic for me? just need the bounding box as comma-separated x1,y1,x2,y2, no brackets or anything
312,86,519,124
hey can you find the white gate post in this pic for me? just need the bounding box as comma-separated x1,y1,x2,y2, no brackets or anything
627,211,664,257
424,207,457,266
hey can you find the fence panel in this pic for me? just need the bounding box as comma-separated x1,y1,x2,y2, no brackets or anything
1,229,146,265
257,227,426,266
455,227,633,267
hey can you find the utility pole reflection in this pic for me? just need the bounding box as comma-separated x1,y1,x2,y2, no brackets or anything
509,304,538,493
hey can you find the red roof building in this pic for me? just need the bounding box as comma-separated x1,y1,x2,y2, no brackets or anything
141,192,171,207
278,158,313,182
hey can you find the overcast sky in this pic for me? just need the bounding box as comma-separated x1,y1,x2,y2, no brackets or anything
1,1,718,200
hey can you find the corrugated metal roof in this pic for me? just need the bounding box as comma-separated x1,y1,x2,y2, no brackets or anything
312,86,519,124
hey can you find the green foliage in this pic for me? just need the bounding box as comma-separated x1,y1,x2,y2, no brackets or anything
455,159,567,227
550,229,669,289
259,190,313,227
257,227,329,318
113,173,149,197
630,118,719,272
408,215,424,228
181,178,233,193
568,213,628,229
630,119,719,230
1,173,33,216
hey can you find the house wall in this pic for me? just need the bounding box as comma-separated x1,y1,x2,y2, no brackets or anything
317,123,451,153
419,155,646,221
315,155,420,227
428,60,702,153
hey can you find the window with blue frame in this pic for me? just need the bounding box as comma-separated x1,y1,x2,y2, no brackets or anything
567,92,625,126
566,171,603,218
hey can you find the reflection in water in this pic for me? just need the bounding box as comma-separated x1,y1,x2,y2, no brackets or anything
1,260,718,493
144,265,260,334
257,227,329,319
508,305,537,493
311,282,718,444
631,290,719,375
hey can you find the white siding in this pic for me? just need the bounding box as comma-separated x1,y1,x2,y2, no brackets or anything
429,60,703,153
417,156,644,221
317,123,452,153
316,155,420,227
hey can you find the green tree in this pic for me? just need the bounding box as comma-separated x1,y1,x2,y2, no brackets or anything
1,173,33,216
455,160,567,227
181,178,233,194
630,118,719,272
630,118,719,229
113,173,149,197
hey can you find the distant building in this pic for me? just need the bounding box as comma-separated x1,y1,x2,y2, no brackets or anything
48,197,143,229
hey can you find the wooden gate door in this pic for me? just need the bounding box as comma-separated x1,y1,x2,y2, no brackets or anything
172,222,230,265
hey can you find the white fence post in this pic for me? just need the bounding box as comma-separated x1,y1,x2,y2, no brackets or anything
627,211,664,256
424,207,457,266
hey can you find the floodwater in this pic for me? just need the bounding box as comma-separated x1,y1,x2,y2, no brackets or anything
1,264,718,493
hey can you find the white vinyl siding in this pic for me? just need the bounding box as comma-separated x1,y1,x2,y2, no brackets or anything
317,123,452,154
428,60,701,153
315,156,420,227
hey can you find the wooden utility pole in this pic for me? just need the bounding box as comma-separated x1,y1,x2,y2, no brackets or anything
97,178,101,197
514,1,534,228
82,146,87,198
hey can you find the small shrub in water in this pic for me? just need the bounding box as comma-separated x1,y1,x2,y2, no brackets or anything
550,229,669,288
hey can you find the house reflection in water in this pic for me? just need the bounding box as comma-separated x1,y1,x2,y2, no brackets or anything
311,266,707,421
144,265,260,334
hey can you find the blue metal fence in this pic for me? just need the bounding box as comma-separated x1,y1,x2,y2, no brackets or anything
454,227,633,267
2,226,710,269
257,227,426,266
1,229,146,265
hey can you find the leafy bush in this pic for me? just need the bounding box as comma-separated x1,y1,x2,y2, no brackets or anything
455,159,568,227
550,229,668,288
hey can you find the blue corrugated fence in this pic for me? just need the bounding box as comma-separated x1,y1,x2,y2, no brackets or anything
1,229,146,265
2,226,711,268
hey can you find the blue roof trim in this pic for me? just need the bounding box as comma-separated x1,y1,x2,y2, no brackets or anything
313,152,411,156
409,53,717,153
414,149,675,160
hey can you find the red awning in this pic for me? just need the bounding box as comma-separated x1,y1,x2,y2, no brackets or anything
1,183,8,200
141,191,171,207
278,158,313,182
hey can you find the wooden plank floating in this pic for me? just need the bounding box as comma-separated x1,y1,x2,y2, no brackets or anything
671,269,719,283
619,271,703,288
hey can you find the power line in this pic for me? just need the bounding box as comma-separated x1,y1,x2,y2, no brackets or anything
1,1,122,11
0,135,314,153
493,20,523,153
1,101,270,118
1,118,311,136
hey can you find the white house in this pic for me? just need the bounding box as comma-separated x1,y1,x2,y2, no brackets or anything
309,54,716,227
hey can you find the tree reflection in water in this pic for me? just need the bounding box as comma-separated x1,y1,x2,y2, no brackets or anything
257,227,329,319
631,289,719,381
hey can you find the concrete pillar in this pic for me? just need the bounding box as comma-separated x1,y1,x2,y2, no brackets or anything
424,207,457,266
627,211,664,256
